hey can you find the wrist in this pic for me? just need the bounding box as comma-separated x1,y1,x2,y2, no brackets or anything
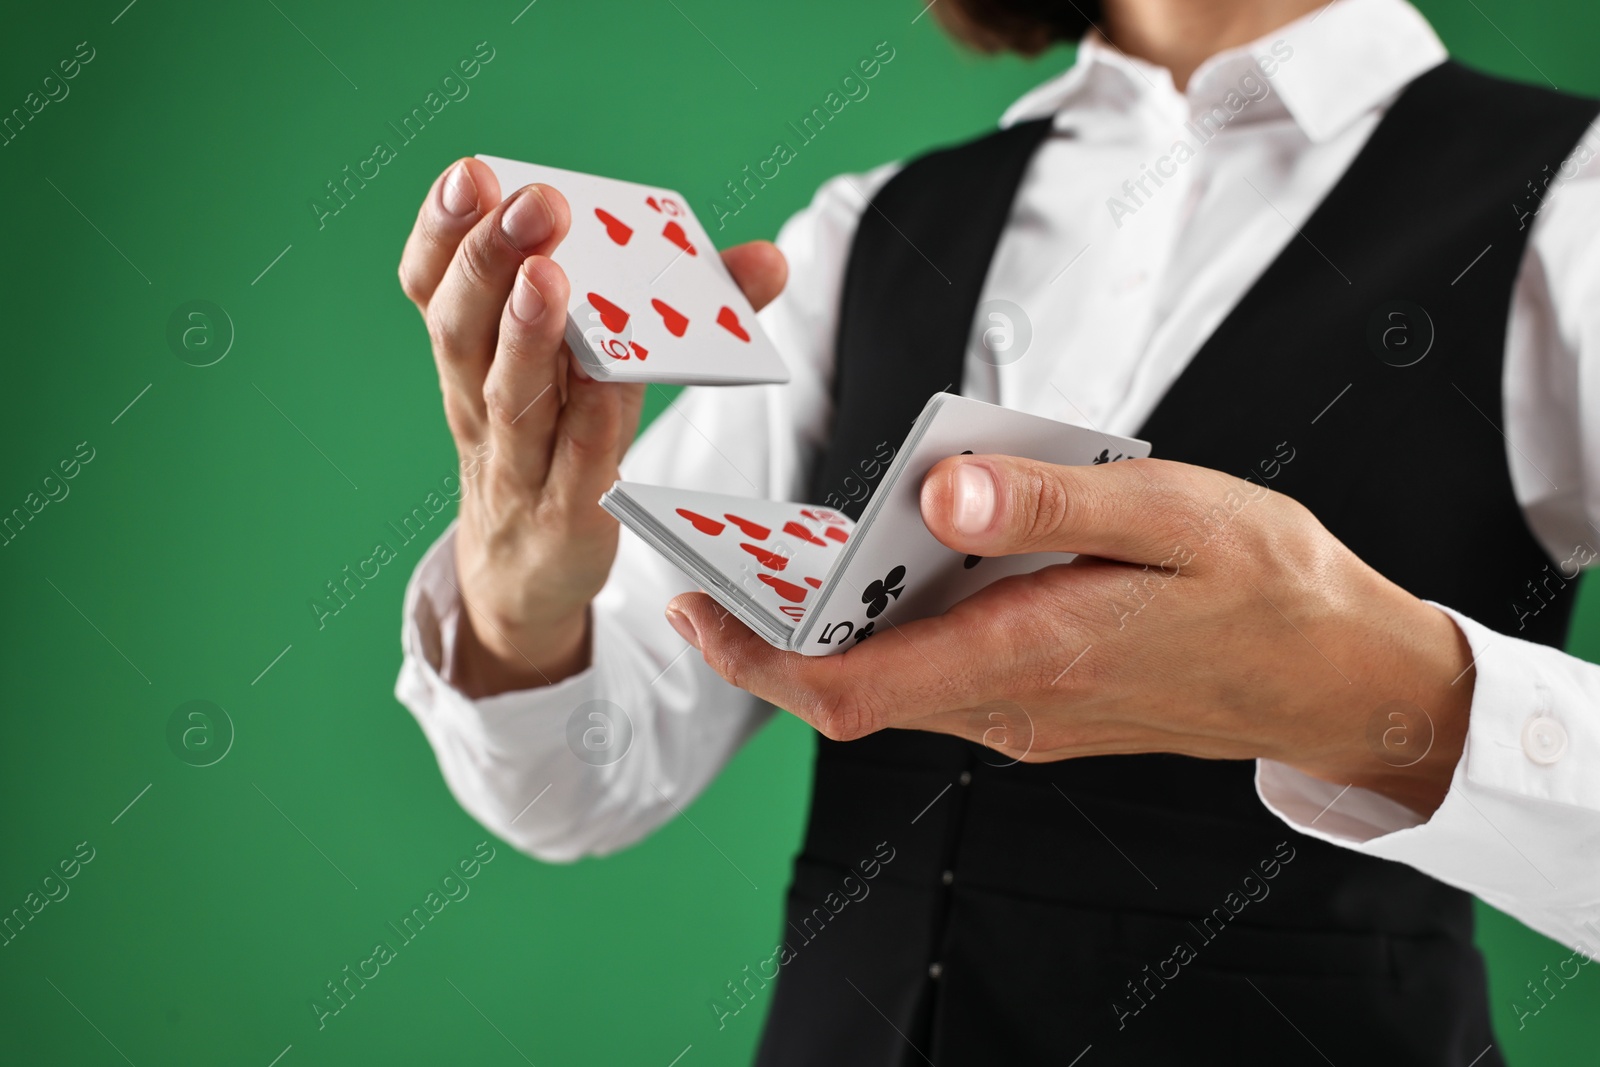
1285,595,1475,818
454,603,591,698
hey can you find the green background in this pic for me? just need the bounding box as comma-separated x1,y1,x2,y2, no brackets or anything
2,1,1596,1063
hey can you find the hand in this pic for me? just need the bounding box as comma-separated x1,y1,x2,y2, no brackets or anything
666,454,1476,816
398,158,787,696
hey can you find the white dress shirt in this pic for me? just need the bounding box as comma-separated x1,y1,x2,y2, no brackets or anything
397,0,1600,954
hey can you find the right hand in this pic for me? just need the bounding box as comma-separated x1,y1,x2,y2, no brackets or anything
398,158,788,696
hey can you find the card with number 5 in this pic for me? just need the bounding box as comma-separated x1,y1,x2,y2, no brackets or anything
602,394,1150,655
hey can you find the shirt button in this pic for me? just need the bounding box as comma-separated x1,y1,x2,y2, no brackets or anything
941,869,955,886
928,962,944,980
958,771,972,786
1522,716,1568,765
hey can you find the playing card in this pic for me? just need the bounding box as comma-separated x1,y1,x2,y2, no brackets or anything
792,394,1150,655
476,156,790,386
603,395,1148,657
600,483,853,644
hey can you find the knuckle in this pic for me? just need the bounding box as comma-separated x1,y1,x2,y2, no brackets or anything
702,633,747,690
810,686,873,742
497,314,558,365
423,303,455,358
482,384,523,428
563,425,611,460
563,399,623,453
1266,487,1316,535
1191,474,1274,559
559,426,613,468
454,230,504,294
1263,495,1340,581
1136,467,1225,557
1021,467,1073,546
398,259,428,307
441,391,482,441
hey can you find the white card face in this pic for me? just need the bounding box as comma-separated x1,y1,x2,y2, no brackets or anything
609,483,853,630
476,156,790,386
795,395,1150,655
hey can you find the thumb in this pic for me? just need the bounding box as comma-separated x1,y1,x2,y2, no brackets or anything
721,241,787,312
918,453,1221,565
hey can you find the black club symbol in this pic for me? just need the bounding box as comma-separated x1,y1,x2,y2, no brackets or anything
861,565,906,618
853,623,875,643
1091,449,1125,465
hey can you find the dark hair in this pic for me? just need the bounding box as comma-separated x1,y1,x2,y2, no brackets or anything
933,0,1102,56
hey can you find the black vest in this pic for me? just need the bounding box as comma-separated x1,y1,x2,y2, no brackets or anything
753,61,1597,1067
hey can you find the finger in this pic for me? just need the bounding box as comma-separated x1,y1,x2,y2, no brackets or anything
426,183,572,415
721,241,787,311
479,256,573,484
668,592,839,719
398,158,502,312
667,586,1019,740
919,453,1249,568
540,242,780,510
545,359,642,510
610,377,647,469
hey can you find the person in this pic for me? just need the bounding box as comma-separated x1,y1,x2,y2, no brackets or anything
393,0,1600,1062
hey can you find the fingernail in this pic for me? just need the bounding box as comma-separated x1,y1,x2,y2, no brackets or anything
510,266,546,324
952,463,996,536
500,186,553,251
666,608,701,650
441,162,477,217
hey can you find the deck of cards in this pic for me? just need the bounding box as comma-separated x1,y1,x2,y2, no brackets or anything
477,156,790,386
602,394,1151,656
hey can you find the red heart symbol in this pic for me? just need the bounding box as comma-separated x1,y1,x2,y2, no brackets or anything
661,221,697,256
716,306,751,342
651,299,689,337
741,543,788,570
758,574,808,603
675,508,724,536
594,208,632,245
645,195,662,213
804,576,822,589
724,514,769,540
783,521,826,547
629,342,648,361
587,293,630,334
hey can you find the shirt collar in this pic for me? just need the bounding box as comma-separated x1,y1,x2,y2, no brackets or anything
1000,0,1449,145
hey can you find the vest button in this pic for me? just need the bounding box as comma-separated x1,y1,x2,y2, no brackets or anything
958,770,972,786
928,962,944,980
1522,715,1568,765
941,869,955,886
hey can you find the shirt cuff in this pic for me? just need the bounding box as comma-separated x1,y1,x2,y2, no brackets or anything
1257,602,1600,916
395,520,603,749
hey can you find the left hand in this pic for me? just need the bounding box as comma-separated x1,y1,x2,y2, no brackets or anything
666,454,1476,816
